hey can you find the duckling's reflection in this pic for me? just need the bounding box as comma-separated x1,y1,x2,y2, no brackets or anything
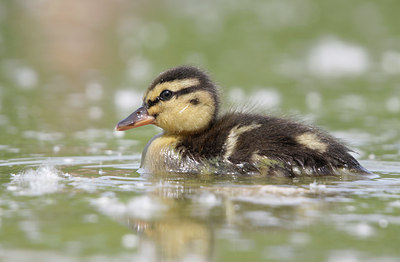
96,173,349,261
125,176,215,262
127,218,213,262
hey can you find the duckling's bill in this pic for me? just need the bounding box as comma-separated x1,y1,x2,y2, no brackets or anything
116,106,155,131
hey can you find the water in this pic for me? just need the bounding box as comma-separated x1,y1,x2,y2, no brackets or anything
1,0,400,261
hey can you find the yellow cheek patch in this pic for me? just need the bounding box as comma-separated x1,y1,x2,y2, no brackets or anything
145,78,200,102
296,132,328,153
154,90,215,134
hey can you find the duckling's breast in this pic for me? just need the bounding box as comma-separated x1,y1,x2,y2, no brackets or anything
141,133,203,174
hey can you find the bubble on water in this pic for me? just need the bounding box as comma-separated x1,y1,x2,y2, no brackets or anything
92,195,167,221
345,206,356,212
249,89,281,109
228,88,281,110
127,196,167,219
114,89,142,113
114,130,125,138
121,234,139,249
105,150,113,155
327,250,361,262
336,94,366,112
243,211,280,227
12,66,38,89
290,232,311,245
91,196,127,218
264,245,294,260
306,92,322,111
388,200,400,208
53,145,61,153
386,97,400,113
381,51,400,74
344,222,375,238
126,56,153,83
1,60,39,89
82,214,99,223
228,87,246,103
85,81,103,101
308,37,369,77
378,219,389,228
19,220,41,242
7,166,69,196
63,158,74,164
196,192,220,208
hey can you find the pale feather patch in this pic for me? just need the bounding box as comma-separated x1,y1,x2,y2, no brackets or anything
223,123,262,161
141,133,203,173
178,104,190,114
146,78,200,102
141,134,179,171
295,132,328,153
151,90,215,134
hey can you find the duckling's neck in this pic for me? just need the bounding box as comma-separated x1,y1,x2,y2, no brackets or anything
165,118,217,138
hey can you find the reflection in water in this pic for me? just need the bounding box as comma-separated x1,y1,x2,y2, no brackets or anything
3,158,400,261
128,219,213,262
91,174,340,261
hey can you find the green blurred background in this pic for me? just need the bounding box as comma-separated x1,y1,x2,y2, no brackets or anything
1,0,399,149
1,1,400,261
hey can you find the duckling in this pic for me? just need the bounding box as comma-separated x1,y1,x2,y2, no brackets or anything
116,66,369,177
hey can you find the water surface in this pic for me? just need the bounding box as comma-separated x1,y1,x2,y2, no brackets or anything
1,1,400,261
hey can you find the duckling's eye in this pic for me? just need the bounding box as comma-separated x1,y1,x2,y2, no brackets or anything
159,90,173,101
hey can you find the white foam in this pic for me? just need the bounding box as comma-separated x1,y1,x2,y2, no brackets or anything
308,37,369,77
91,195,167,220
309,181,327,193
126,196,167,219
343,222,375,239
121,234,139,249
196,192,220,208
388,200,400,208
7,166,69,196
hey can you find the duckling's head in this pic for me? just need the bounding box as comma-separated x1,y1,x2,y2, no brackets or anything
116,66,220,135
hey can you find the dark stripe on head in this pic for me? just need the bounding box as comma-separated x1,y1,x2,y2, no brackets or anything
146,85,202,109
148,66,211,91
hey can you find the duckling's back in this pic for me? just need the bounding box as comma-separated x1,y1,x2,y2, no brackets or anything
177,113,369,177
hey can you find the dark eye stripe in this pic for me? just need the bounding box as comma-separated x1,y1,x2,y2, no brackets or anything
146,85,201,109
174,85,202,97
